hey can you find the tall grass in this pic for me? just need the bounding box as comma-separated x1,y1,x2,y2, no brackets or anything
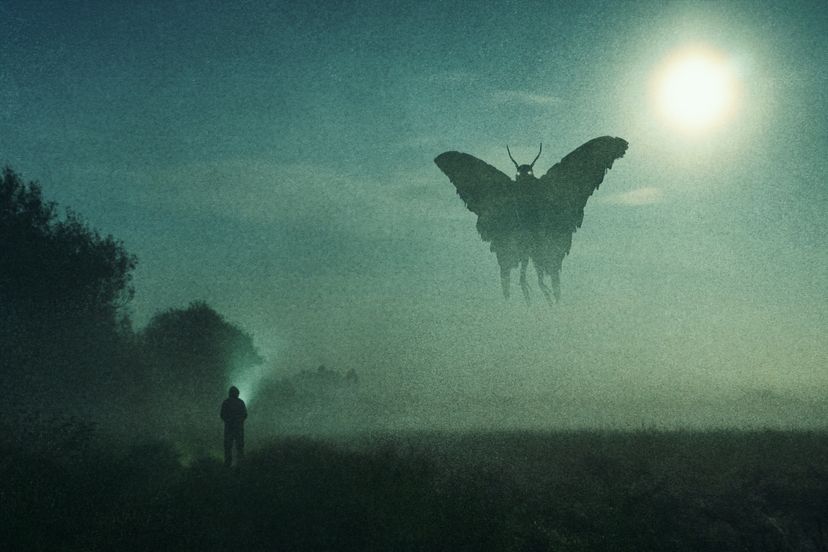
3,423,827,551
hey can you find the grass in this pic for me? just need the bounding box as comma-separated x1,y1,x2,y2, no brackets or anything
3,427,828,551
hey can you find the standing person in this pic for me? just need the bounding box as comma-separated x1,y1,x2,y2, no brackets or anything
220,386,247,467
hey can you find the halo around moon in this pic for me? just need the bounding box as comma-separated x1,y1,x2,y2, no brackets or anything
655,49,736,130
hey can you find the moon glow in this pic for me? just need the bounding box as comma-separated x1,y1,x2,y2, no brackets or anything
657,51,736,130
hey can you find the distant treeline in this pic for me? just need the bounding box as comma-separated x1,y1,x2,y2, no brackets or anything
260,364,359,403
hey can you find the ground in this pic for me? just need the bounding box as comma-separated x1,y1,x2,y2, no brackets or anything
3,427,828,551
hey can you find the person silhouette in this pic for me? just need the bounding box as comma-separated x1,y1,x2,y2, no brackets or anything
220,386,247,467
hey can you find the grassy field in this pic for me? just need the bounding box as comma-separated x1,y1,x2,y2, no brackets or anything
3,426,828,551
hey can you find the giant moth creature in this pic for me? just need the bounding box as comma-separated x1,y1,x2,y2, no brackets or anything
435,137,628,303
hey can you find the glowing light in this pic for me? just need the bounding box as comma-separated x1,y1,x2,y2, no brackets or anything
656,50,736,130
229,361,270,405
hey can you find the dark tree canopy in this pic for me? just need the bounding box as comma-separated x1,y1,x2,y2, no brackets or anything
0,167,136,323
141,301,263,396
1,166,138,409
0,167,268,436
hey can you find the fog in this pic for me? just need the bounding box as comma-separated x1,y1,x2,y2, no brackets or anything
2,0,826,442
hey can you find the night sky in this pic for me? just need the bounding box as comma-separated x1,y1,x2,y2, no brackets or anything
2,0,826,427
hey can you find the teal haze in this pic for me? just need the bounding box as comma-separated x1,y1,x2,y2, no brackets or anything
2,0,826,428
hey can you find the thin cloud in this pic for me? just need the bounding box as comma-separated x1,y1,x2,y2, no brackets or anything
602,187,664,206
492,89,564,107
426,70,478,84
139,159,454,239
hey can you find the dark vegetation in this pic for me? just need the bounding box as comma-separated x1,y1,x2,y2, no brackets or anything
254,364,361,432
1,167,263,439
2,422,828,551
1,166,360,446
1,167,136,410
3,167,828,550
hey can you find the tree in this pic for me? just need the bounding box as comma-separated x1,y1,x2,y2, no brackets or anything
138,302,263,445
0,167,136,324
0,167,137,405
140,301,263,398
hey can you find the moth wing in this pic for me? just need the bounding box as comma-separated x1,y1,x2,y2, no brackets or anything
531,137,629,294
538,136,629,233
434,151,516,244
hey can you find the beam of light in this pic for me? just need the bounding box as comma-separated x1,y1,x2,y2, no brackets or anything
655,48,737,130
228,359,271,406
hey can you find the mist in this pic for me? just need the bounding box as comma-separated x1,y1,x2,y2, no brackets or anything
3,1,827,548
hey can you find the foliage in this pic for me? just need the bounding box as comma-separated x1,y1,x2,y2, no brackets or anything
138,302,263,449
3,429,828,551
253,365,361,434
140,301,263,397
258,365,358,404
0,166,136,323
0,166,137,404
0,165,265,429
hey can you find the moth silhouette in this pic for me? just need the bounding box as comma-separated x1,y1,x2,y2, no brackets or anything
435,136,628,303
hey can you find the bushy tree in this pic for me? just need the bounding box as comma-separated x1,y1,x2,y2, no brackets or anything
137,302,263,446
141,301,262,398
0,167,136,323
0,167,137,406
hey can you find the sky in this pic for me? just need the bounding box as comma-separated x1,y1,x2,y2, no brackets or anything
2,0,826,427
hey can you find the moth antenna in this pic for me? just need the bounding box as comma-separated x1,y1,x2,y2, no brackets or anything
530,143,543,168
506,145,519,169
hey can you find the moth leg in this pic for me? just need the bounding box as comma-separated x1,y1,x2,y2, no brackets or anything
536,266,554,306
550,269,561,303
519,259,531,304
500,265,511,300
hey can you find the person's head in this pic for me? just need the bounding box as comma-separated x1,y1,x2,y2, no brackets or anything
228,386,240,398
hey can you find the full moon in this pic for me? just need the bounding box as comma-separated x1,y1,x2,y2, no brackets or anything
656,51,735,130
